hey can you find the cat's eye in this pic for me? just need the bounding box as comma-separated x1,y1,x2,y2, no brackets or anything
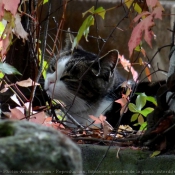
60,74,78,82
50,65,56,72
60,75,72,81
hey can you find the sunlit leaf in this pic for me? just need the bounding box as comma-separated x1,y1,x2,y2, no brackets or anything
125,0,142,13
82,6,94,17
134,44,141,52
94,7,106,19
38,49,48,79
133,3,142,14
139,107,154,117
128,103,138,113
43,0,48,4
0,72,4,78
131,113,139,122
72,15,94,50
136,93,147,110
0,22,5,36
150,150,161,158
83,15,94,41
0,63,21,75
125,0,134,8
139,121,147,131
146,96,157,106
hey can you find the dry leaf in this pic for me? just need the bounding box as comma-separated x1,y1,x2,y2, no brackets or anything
16,78,40,87
10,107,25,120
103,120,113,139
29,111,46,124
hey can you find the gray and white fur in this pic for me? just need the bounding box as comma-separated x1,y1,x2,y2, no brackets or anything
44,34,124,128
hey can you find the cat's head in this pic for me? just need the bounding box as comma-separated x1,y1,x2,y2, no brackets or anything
44,33,121,114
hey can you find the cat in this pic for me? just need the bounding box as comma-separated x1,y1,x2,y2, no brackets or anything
44,34,126,128
44,34,164,129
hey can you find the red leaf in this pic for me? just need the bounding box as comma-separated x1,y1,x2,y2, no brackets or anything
0,3,4,20
130,66,138,82
118,54,138,81
10,107,25,120
152,6,163,20
2,0,20,15
118,54,131,72
115,95,128,116
133,11,150,23
128,15,154,57
146,0,158,9
29,111,46,124
43,117,65,129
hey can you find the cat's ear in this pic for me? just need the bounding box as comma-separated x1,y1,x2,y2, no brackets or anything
91,50,119,80
99,49,119,72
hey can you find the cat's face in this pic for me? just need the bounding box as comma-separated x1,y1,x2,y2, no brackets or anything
45,48,119,110
44,35,120,127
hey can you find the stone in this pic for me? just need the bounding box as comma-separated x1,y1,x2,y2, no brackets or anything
0,120,83,175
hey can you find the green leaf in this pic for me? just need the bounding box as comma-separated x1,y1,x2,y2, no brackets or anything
146,96,157,106
0,72,4,78
43,0,48,4
133,3,142,14
82,6,95,17
139,107,154,117
136,93,147,110
72,15,94,50
124,0,142,13
150,151,161,158
38,49,48,79
128,103,138,113
0,21,5,36
0,63,21,75
94,7,106,19
131,113,139,122
139,122,147,131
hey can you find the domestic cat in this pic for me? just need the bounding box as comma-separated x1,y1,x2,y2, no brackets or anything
44,34,125,128
44,34,164,129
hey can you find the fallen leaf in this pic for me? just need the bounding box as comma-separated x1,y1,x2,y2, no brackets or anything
10,107,25,120
29,111,46,124
16,78,40,87
103,120,113,139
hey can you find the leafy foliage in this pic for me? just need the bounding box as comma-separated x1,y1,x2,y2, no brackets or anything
72,6,106,50
129,93,157,130
127,1,164,57
0,62,21,75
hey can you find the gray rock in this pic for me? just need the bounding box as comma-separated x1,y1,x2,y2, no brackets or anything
0,120,83,175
